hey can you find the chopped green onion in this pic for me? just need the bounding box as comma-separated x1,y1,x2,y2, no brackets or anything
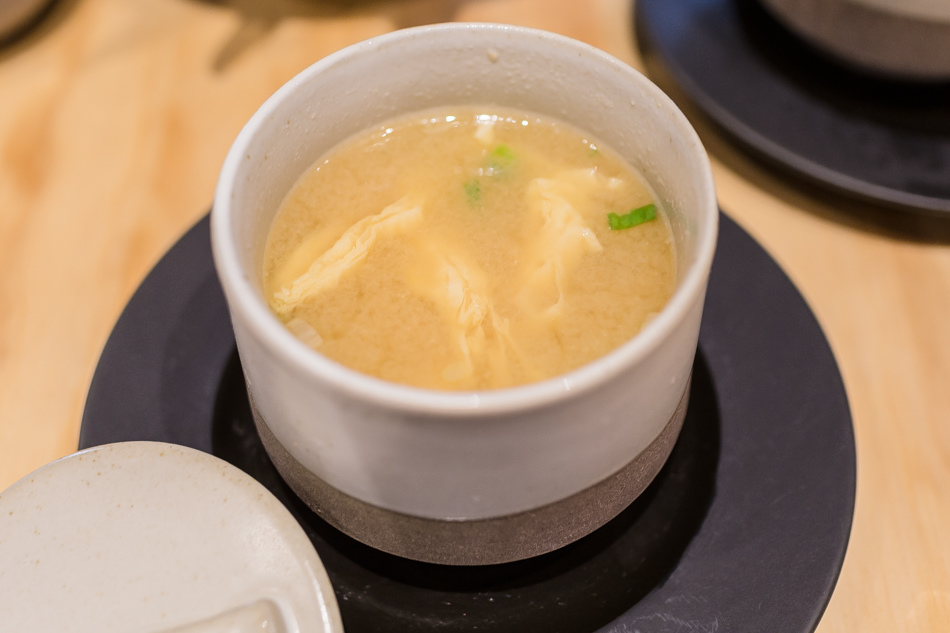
487,144,516,173
491,143,515,162
463,179,481,204
608,203,657,230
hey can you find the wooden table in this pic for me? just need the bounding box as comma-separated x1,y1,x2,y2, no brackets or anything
1,0,948,629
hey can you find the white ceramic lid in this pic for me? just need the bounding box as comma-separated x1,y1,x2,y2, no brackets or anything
0,441,343,633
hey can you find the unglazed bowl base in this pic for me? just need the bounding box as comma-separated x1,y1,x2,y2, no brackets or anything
251,377,691,566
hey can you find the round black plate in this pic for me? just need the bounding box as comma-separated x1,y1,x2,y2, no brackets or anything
637,0,950,215
81,213,855,632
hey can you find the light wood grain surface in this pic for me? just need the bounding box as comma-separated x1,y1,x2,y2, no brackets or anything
1,0,948,630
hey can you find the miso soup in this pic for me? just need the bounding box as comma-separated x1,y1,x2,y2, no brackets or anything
263,107,676,390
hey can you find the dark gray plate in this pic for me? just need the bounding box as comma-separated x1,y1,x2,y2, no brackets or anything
81,212,855,632
638,0,950,215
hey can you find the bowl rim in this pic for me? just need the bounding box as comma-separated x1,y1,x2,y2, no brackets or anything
211,22,718,417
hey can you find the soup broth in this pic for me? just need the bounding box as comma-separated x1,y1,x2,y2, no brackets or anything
263,107,676,390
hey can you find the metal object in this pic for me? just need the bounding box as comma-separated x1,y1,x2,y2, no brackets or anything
0,0,53,40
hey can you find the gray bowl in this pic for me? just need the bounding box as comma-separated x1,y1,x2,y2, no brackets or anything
760,0,950,81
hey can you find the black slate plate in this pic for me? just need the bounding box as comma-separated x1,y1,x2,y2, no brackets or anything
81,212,855,632
637,0,950,215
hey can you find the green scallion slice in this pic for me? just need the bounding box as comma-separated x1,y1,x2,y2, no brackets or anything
607,203,657,231
488,144,516,173
491,143,515,162
463,179,481,204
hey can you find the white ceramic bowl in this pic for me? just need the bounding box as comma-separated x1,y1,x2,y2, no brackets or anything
212,23,717,564
760,0,950,80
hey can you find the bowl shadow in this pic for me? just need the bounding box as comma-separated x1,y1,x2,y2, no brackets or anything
211,349,721,633
187,0,475,72
0,0,81,60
